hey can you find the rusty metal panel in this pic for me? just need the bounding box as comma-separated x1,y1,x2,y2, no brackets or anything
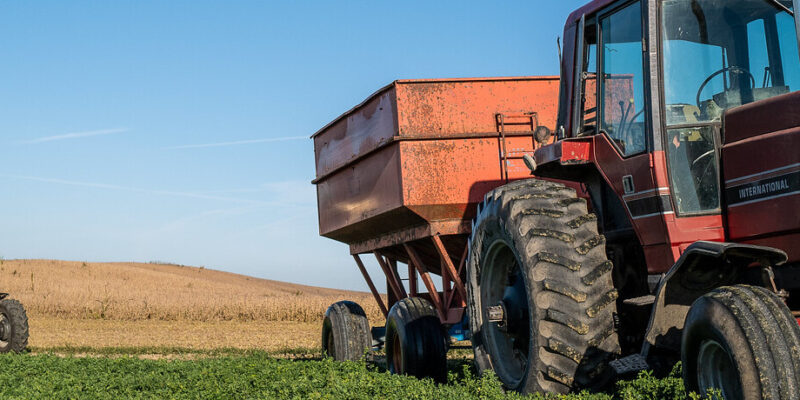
395,77,559,137
313,85,398,180
314,77,561,246
316,144,417,242
401,136,536,223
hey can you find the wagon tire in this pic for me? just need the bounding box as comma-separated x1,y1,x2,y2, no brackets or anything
467,178,621,394
682,285,800,400
385,297,448,383
321,300,372,361
0,298,29,353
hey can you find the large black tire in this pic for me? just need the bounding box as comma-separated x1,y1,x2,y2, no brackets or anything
385,297,448,383
467,178,621,394
0,298,29,353
682,285,800,400
321,301,371,361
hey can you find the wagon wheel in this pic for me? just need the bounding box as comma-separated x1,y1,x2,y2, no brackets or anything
321,301,371,361
384,297,448,383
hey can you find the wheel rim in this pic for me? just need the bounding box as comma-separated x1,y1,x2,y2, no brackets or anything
697,339,742,399
0,312,10,348
391,333,402,373
480,240,531,388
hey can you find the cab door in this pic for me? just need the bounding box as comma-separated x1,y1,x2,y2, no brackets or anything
574,1,675,273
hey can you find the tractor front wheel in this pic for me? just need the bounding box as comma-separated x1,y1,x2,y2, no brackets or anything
682,285,800,400
467,179,621,394
0,298,29,353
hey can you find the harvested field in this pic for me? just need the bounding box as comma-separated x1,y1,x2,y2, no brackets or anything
29,317,320,351
0,259,384,323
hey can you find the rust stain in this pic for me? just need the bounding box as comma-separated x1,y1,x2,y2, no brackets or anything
313,77,560,245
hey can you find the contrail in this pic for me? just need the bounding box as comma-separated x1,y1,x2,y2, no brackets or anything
164,136,307,150
0,174,279,206
22,128,129,144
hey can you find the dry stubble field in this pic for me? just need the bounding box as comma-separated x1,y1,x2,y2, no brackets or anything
0,259,384,351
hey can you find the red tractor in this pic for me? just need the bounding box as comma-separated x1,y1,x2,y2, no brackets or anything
313,0,800,398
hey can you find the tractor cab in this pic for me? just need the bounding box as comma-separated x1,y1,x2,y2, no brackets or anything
528,0,800,392
535,0,800,273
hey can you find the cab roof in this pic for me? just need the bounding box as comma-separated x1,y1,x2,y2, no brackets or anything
566,0,619,28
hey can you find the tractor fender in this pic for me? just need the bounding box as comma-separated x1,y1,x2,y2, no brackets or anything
641,241,787,360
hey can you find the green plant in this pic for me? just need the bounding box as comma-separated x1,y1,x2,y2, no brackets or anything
0,352,714,400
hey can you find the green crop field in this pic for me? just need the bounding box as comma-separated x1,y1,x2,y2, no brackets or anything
0,350,712,400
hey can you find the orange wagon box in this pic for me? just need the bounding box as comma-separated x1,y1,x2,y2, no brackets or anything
312,77,560,254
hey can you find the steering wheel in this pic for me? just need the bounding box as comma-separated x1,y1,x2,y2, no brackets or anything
692,149,714,170
690,149,718,209
695,66,756,109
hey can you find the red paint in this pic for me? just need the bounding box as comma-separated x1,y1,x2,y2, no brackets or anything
534,132,728,274
722,92,800,264
561,140,592,163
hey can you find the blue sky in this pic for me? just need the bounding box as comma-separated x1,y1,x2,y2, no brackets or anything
0,0,587,291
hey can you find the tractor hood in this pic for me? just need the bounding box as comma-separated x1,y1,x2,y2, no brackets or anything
721,91,800,255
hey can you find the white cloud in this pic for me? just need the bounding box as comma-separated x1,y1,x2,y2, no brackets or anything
164,136,307,149
22,128,129,144
0,174,281,206
152,205,267,234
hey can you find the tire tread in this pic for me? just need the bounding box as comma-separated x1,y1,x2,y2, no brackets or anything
0,299,28,353
467,179,621,394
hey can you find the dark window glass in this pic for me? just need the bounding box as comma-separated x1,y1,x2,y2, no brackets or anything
662,0,799,125
600,1,648,156
666,127,719,213
580,40,599,133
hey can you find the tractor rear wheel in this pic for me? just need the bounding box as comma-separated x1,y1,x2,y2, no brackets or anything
321,300,371,361
682,285,800,400
0,298,29,353
384,297,448,383
467,179,621,394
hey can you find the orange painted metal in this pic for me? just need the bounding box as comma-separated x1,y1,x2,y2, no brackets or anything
405,243,445,317
374,252,406,300
313,76,560,249
432,235,466,305
352,254,388,316
445,245,469,310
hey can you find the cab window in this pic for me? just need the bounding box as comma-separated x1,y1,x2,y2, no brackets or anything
599,1,648,156
661,0,798,215
578,24,599,134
